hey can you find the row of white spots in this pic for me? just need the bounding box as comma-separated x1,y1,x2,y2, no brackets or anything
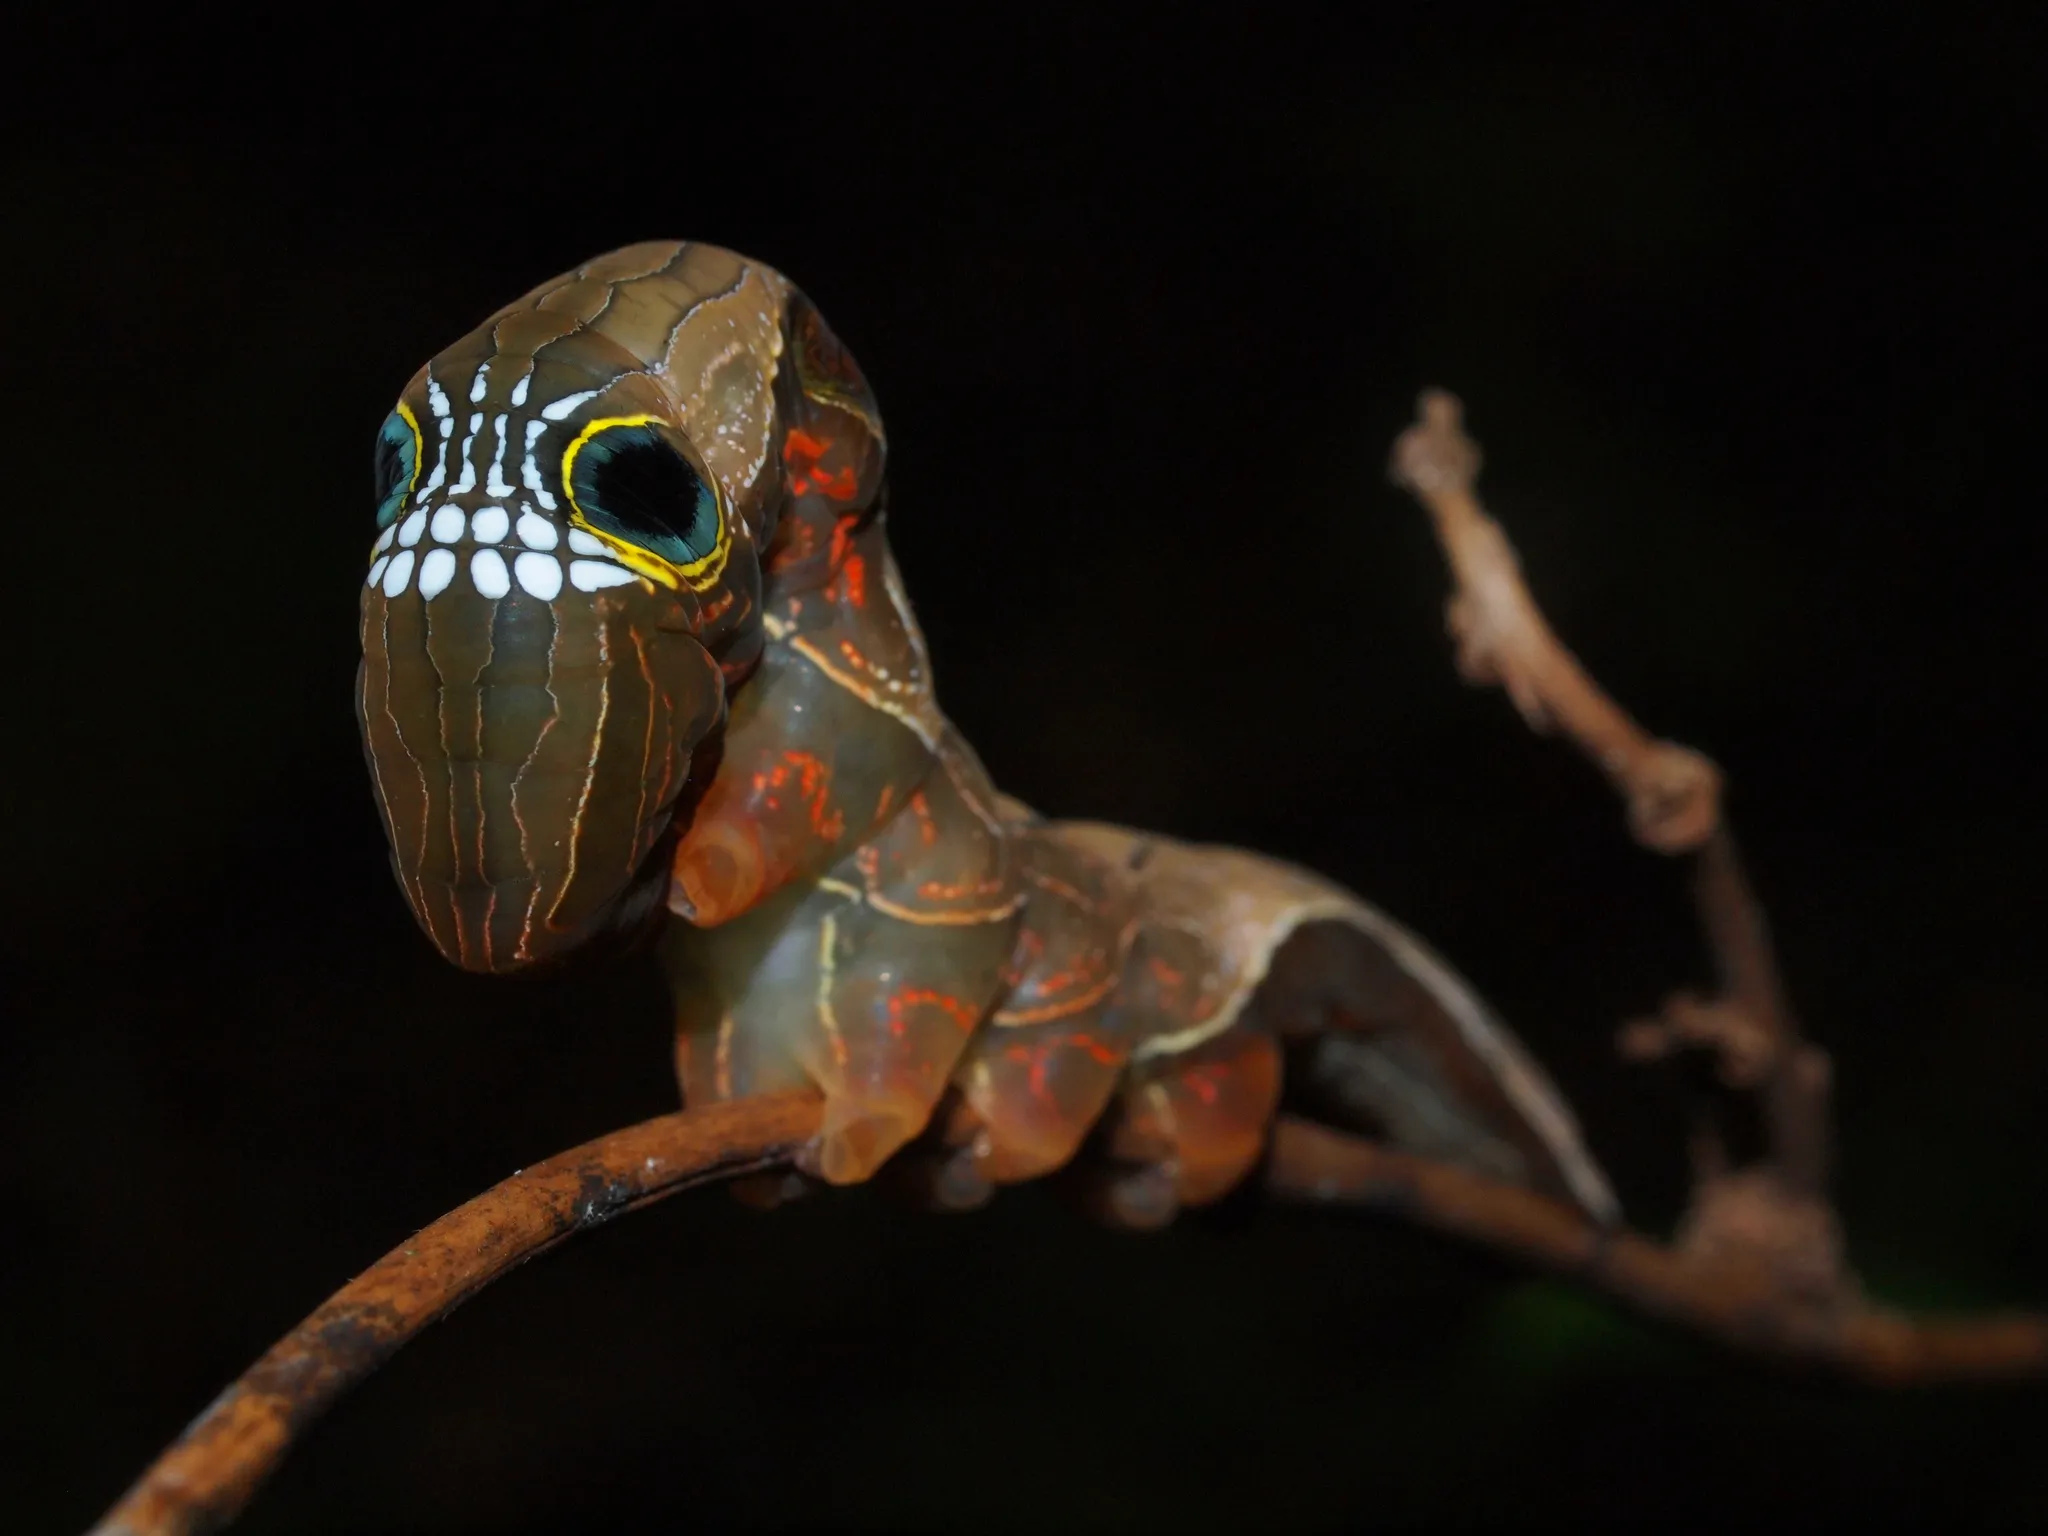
367,544,636,601
387,502,577,552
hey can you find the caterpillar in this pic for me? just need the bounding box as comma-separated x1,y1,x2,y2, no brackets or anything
356,240,1618,1230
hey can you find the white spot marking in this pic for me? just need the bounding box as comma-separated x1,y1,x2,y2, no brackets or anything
471,547,511,599
570,559,639,591
374,523,396,553
429,505,465,543
426,376,450,421
418,547,456,599
486,413,516,498
471,505,510,544
510,368,532,407
516,510,558,550
367,555,390,587
514,552,563,600
382,548,415,597
397,508,428,547
415,430,450,504
469,363,490,403
565,528,609,557
540,389,600,422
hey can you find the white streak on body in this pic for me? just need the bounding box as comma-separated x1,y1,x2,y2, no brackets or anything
570,560,638,591
486,413,516,498
416,420,451,503
469,363,491,403
471,547,511,599
451,412,483,495
565,528,609,557
397,508,428,547
539,389,600,422
521,420,558,510
367,555,390,587
430,505,465,543
510,368,532,407
375,524,396,553
382,548,415,597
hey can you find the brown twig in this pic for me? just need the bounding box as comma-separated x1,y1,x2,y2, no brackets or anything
1268,1116,2048,1384
92,1091,825,1536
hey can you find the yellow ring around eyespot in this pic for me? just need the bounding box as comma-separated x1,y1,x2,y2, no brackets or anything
558,413,733,593
395,399,425,497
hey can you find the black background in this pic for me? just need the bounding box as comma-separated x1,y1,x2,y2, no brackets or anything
9,11,2048,1531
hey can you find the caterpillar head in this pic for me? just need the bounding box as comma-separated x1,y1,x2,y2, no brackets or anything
356,335,761,974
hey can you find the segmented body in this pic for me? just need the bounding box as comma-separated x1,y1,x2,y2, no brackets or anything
358,242,1616,1228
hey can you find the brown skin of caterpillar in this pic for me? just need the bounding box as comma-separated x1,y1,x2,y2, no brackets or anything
358,570,724,974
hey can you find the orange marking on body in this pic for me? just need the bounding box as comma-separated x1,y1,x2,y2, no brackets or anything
1028,1047,1055,1101
763,516,818,573
887,987,981,1035
784,429,863,503
873,783,895,822
1072,1033,1121,1067
1002,927,1048,987
909,790,936,846
784,426,830,476
917,873,1007,901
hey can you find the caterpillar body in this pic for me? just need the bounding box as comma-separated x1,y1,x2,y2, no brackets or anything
357,241,1616,1227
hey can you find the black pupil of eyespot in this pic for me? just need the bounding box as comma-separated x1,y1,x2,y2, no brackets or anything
573,425,719,566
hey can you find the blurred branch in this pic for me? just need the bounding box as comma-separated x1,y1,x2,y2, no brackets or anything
1269,1116,2048,1383
1387,388,2032,1335
91,1092,825,1536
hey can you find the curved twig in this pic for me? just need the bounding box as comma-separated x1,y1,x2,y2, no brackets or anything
92,1091,825,1536
1391,389,1843,1286
1269,1116,2048,1383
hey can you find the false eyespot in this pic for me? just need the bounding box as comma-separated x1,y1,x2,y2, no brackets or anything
560,415,727,589
373,402,424,530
